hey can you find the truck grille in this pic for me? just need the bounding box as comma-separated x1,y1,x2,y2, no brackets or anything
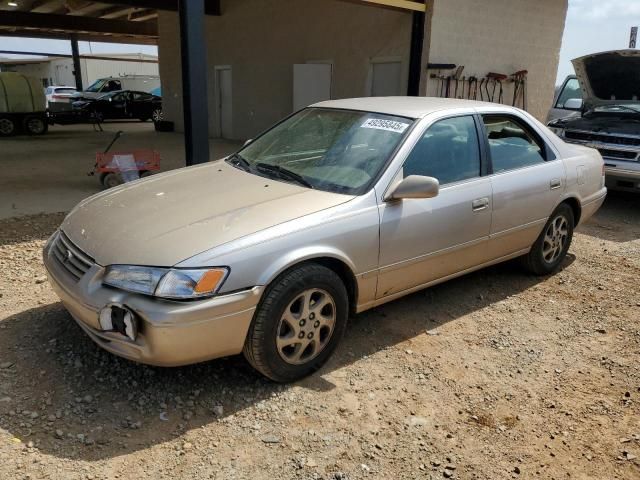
50,231,94,281
564,130,640,147
597,148,639,161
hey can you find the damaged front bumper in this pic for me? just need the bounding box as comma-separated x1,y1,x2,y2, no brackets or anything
43,231,262,367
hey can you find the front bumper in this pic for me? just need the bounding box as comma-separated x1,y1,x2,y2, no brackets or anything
43,232,262,366
604,166,640,190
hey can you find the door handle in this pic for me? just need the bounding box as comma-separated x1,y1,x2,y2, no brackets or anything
472,197,489,212
550,179,562,190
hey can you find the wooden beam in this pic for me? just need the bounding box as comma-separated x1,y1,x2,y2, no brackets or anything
0,10,157,36
98,0,221,16
100,6,136,19
31,0,66,14
128,9,158,22
359,0,426,12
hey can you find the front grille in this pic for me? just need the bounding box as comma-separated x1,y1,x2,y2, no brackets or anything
50,231,94,281
597,148,639,161
564,130,640,147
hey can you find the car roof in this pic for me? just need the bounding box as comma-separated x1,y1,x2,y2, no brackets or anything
311,96,509,119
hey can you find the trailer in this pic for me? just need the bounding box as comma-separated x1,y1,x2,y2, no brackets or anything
0,72,48,136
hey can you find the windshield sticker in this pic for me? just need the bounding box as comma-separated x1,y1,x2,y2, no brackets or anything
361,118,409,134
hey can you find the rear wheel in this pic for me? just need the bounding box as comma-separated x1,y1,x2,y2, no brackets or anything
523,203,574,275
0,116,16,136
152,108,163,123
101,172,123,189
243,264,349,382
23,115,48,135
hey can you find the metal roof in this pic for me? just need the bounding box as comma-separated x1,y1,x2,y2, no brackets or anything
0,1,425,46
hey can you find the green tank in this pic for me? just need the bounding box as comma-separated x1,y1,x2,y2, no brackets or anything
0,72,48,136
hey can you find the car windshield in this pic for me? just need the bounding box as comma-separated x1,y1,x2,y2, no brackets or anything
85,79,106,92
234,108,414,195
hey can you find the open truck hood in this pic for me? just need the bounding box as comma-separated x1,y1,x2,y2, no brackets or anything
572,49,640,109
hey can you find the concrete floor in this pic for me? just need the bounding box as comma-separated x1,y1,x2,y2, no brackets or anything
0,122,242,219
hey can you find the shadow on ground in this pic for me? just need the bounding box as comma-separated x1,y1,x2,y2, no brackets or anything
578,191,640,243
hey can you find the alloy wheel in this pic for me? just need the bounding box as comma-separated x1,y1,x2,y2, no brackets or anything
152,109,163,122
276,288,336,365
542,214,569,263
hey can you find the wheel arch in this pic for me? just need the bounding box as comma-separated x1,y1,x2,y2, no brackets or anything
560,196,581,226
258,249,359,316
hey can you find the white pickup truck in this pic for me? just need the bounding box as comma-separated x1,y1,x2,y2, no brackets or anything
548,50,640,192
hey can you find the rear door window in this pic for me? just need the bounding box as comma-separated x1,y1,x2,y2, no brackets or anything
482,115,547,173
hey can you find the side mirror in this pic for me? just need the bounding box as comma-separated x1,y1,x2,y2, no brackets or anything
563,98,583,110
385,175,439,201
243,139,252,147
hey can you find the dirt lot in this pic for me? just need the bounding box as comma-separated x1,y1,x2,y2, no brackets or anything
0,193,638,480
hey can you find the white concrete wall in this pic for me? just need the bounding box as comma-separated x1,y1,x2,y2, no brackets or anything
158,0,413,140
423,0,568,120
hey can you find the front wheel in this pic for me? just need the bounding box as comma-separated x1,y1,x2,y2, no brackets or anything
243,264,349,382
523,203,574,275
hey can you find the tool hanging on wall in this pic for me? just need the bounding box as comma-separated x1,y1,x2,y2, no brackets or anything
452,66,465,98
467,76,478,100
511,70,528,109
427,63,457,98
485,72,508,103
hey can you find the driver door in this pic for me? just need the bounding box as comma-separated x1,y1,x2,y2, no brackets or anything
377,115,493,299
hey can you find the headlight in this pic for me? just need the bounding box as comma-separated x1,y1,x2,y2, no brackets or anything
103,265,229,299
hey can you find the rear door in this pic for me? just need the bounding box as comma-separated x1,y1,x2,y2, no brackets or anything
481,113,565,259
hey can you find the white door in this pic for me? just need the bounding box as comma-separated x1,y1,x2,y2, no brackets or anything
293,63,332,111
371,62,402,97
216,67,233,139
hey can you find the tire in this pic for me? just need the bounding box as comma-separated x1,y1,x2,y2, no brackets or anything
152,108,163,123
522,203,574,275
23,115,48,135
101,172,123,189
243,264,349,383
0,116,16,136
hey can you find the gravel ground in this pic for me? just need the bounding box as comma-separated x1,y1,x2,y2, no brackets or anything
0,193,639,480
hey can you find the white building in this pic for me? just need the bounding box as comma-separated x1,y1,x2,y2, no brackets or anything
0,53,159,88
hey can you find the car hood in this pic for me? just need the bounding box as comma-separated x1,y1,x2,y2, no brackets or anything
557,114,640,136
62,161,353,266
572,49,640,109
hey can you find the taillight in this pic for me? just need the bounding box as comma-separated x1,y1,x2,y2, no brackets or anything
602,164,605,176
52,94,67,99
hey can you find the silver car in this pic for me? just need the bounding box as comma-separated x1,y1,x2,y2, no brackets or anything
44,97,606,382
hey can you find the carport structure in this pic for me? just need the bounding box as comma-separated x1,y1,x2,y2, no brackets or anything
0,0,426,165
